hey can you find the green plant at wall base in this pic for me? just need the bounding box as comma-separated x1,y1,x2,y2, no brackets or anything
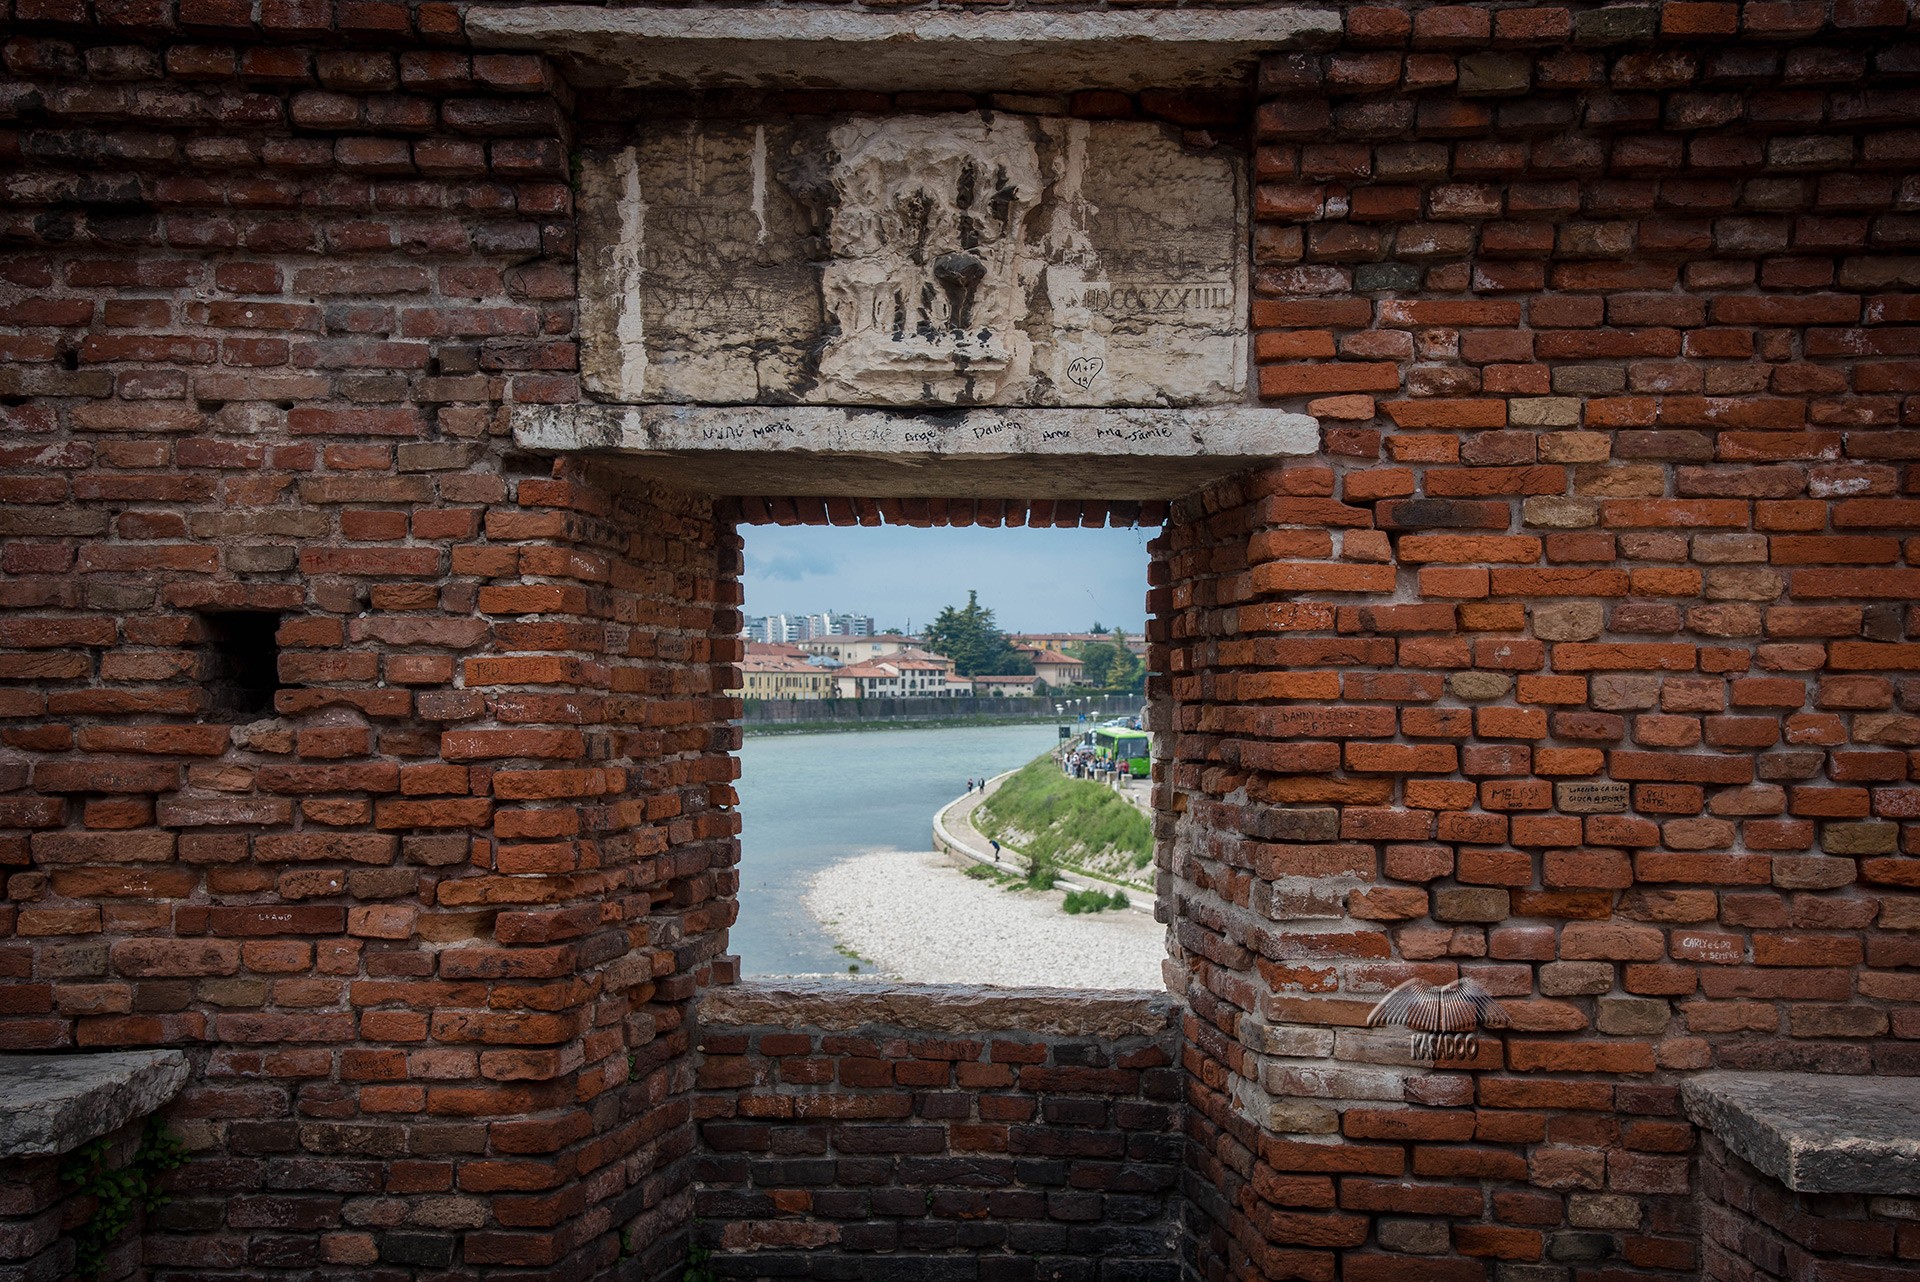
683,1243,718,1282
59,1120,187,1279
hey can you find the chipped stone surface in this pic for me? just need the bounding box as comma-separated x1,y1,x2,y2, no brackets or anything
0,1051,189,1158
516,403,1314,458
1682,1071,1920,1194
510,402,1319,498
578,114,1247,408
467,7,1341,93
701,978,1176,1039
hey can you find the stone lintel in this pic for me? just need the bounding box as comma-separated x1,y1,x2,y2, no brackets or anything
510,404,1319,500
1681,1070,1920,1195
465,7,1342,92
700,979,1176,1040
0,1051,190,1158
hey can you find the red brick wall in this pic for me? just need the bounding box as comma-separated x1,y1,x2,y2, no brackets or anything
0,1116,152,1282
1698,1135,1919,1280
0,26,740,1278
690,992,1183,1282
5,2,1920,1280
1160,5,1920,1280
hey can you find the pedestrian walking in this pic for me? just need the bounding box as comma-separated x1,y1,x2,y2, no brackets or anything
990,839,1001,863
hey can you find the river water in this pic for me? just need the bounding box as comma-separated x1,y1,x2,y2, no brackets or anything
732,722,1063,975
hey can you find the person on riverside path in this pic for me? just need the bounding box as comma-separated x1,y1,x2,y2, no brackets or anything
990,839,1001,863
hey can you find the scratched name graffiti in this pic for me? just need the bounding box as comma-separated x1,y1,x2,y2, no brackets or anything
697,421,799,443
1094,425,1174,443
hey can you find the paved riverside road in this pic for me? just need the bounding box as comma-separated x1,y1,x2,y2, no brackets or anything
933,769,1153,915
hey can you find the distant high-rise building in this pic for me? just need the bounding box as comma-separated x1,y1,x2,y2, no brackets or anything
746,611,875,643
744,614,805,644
810,611,873,638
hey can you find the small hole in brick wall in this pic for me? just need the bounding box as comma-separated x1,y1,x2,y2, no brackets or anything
731,513,1158,991
200,611,284,719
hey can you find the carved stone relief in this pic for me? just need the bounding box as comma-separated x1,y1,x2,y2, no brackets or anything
577,113,1248,408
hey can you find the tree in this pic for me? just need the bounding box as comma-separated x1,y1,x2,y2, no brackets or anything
923,591,1031,677
1067,629,1144,694
1105,635,1144,693
1078,644,1116,689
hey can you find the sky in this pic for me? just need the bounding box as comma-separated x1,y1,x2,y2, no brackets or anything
742,523,1151,635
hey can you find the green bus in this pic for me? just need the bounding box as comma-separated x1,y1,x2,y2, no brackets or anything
1092,726,1152,778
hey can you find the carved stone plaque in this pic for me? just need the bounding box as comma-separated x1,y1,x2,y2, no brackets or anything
1556,782,1630,814
577,114,1248,407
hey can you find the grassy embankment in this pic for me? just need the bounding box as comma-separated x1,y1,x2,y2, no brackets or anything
973,751,1154,893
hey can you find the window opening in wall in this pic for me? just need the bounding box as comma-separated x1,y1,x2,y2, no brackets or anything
730,515,1160,991
199,610,283,719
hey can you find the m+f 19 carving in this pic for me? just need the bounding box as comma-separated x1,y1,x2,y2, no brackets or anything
1367,977,1510,1064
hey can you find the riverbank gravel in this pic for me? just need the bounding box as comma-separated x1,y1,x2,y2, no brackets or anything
805,849,1166,990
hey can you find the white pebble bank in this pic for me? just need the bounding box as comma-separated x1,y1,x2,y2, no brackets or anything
805,849,1166,990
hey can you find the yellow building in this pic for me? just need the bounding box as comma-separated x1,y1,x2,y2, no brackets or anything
730,652,839,700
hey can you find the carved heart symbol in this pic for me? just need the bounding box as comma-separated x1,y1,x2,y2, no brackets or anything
1066,356,1104,390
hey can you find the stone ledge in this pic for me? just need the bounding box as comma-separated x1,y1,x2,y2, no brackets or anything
1681,1070,1920,1195
700,979,1176,1040
465,6,1342,91
0,1052,190,1159
510,404,1320,500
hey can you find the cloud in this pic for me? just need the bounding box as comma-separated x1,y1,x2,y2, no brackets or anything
752,548,841,582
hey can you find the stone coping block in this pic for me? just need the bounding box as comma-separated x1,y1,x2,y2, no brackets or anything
700,979,1176,1040
511,403,1320,500
0,1051,189,1159
1681,1070,1920,1195
466,7,1342,91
